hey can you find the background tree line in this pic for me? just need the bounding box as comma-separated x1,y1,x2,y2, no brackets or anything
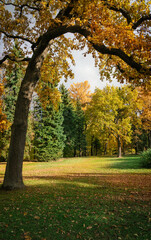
0,46,150,161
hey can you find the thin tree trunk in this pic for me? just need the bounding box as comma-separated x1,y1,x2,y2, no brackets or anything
91,136,94,156
96,144,98,156
117,135,122,158
148,130,151,149
74,147,76,157
122,141,125,156
104,142,107,155
135,142,138,155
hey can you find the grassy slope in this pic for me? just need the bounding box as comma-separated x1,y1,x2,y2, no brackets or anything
0,156,151,240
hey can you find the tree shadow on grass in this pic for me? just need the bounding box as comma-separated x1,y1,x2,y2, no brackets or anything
108,156,142,170
23,171,151,190
1,171,151,240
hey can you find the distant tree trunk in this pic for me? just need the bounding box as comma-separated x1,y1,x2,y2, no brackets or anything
91,145,93,156
91,136,94,156
96,144,98,156
74,147,76,157
122,141,125,156
117,135,122,158
135,142,138,155
2,47,48,189
104,142,107,155
148,130,151,148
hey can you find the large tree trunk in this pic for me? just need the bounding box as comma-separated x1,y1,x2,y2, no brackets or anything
117,135,122,158
2,47,48,189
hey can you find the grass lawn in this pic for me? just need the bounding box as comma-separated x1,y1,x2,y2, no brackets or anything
0,155,151,240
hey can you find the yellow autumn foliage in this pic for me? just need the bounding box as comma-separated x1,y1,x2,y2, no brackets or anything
69,81,92,111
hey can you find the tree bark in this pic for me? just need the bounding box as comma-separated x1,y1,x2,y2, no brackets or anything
2,24,74,189
2,47,48,189
117,135,122,158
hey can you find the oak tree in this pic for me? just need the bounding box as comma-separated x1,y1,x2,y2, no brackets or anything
0,0,150,188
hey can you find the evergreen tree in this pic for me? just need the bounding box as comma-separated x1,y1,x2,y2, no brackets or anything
60,84,76,157
33,97,65,161
2,42,33,161
0,42,24,160
74,100,87,157
4,43,23,122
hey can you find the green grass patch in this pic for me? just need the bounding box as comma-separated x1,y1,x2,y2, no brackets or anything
0,156,151,240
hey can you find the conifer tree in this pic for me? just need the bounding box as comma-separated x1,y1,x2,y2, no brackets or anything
4,42,24,122
74,100,87,157
60,84,76,157
2,42,33,160
33,96,65,161
0,42,24,160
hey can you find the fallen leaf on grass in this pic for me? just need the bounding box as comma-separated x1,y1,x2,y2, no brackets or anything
87,226,92,229
24,232,31,240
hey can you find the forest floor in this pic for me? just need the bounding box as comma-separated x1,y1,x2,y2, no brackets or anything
0,155,151,240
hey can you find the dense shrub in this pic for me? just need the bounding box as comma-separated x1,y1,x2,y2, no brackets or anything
141,148,151,168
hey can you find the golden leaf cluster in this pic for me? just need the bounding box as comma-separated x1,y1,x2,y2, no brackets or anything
0,0,150,90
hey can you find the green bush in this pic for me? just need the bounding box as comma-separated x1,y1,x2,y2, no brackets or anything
141,148,151,168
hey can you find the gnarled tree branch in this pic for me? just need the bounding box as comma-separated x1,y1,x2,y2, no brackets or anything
102,0,132,24
0,29,35,46
0,54,30,64
0,0,40,11
132,14,151,29
103,0,151,29
56,0,76,19
68,25,150,75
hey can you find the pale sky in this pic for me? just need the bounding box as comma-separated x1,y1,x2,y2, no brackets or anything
60,49,123,92
0,43,123,92
0,33,123,93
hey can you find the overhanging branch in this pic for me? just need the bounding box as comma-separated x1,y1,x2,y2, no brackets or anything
56,0,76,20
103,0,151,29
0,29,35,46
132,14,151,29
68,25,150,75
0,0,40,11
102,0,132,24
0,55,30,65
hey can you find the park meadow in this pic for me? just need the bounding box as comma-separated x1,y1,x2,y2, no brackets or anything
0,155,151,240
0,0,151,239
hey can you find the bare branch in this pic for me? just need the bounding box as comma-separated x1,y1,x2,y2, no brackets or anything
0,54,30,65
0,29,35,46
